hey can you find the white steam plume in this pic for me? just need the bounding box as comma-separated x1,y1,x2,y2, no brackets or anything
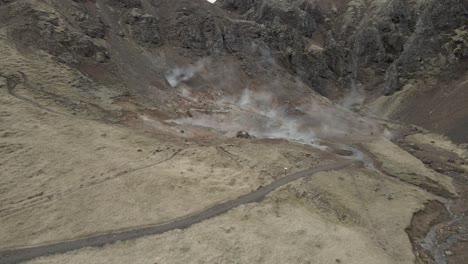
341,79,365,110
170,88,380,146
165,59,209,87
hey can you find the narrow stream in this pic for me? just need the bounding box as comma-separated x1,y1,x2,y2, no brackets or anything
320,139,467,264
169,110,466,264
421,201,467,264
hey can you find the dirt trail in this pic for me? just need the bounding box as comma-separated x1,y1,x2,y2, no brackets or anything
4,71,113,122
5,72,63,115
0,161,354,264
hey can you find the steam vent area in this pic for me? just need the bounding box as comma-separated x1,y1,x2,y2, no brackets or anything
0,0,467,264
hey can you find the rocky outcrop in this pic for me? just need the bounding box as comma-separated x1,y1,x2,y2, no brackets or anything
218,0,467,96
236,131,252,139
376,0,464,94
125,8,161,46
3,0,466,99
8,6,109,65
216,0,338,95
171,11,224,54
73,10,106,39
220,0,256,14
114,0,142,9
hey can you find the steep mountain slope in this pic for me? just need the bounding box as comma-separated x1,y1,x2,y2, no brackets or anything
1,0,465,141
219,0,468,142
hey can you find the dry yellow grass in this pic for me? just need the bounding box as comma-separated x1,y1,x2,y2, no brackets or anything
364,138,456,197
0,79,325,248
27,167,429,264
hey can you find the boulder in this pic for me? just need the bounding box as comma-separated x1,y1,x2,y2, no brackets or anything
236,131,252,139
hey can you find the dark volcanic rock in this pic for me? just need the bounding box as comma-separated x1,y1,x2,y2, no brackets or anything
236,131,252,139
168,8,226,55
9,7,109,65
384,64,400,95
220,0,256,14
385,0,467,89
217,0,467,96
4,0,465,99
116,0,142,8
125,8,161,46
73,10,106,38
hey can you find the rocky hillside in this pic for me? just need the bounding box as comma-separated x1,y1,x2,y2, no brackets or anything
221,0,467,92
0,0,466,141
219,0,468,141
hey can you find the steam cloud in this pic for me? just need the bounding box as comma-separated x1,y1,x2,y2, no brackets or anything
165,59,209,87
171,88,379,146
341,80,365,110
164,56,380,148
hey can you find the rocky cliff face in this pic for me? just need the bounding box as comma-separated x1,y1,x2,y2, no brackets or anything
219,0,467,96
0,0,466,141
